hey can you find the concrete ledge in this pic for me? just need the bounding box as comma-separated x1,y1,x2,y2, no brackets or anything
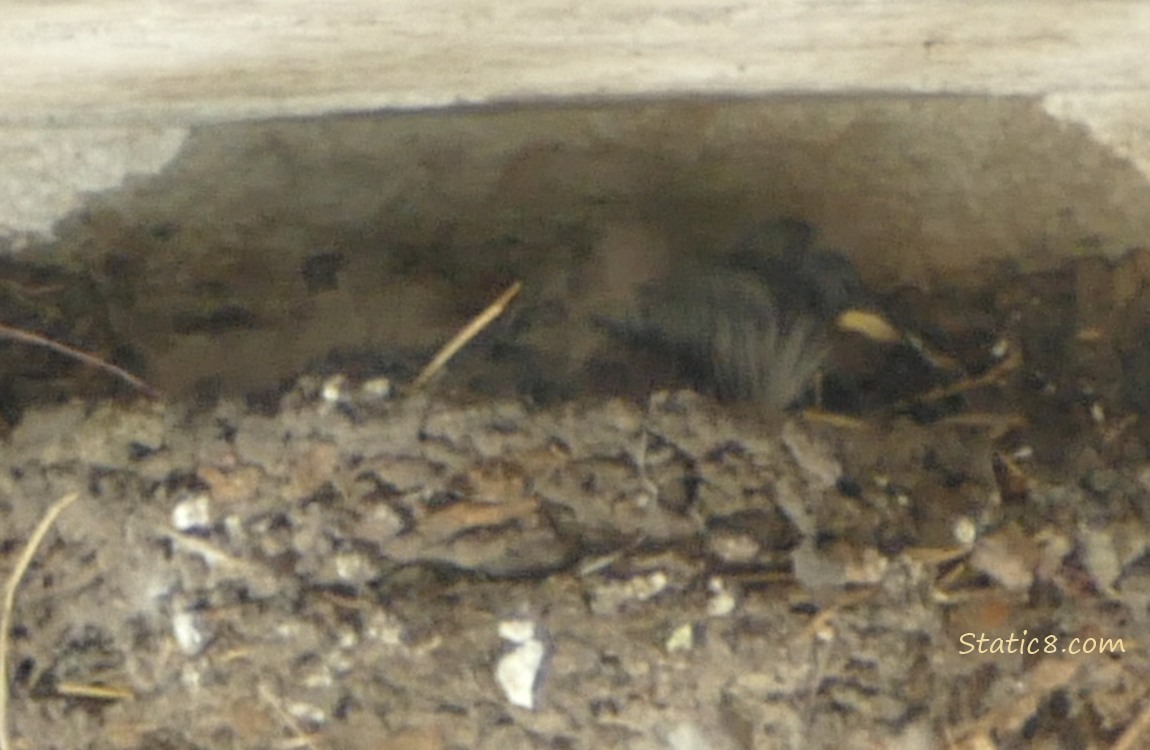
3,1,1150,242
6,0,1150,126
3,98,1142,396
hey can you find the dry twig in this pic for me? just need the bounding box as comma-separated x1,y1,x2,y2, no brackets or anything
0,322,155,396
412,281,523,389
258,683,324,750
0,491,80,750
903,345,1023,407
55,681,133,701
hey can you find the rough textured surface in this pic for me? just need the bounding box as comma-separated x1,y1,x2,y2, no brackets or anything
5,242,1150,747
4,100,1150,401
3,2,1150,244
0,127,187,243
0,372,1147,749
4,1,1150,125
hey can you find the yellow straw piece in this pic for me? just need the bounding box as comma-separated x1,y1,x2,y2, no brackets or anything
413,280,523,390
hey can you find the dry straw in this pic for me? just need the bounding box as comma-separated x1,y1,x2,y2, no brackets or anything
412,280,523,390
0,492,80,750
0,323,155,396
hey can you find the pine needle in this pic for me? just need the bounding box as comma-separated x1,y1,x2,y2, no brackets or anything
0,323,155,396
1,492,80,750
412,281,523,390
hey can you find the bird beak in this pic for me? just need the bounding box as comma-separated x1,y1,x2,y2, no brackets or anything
835,309,902,344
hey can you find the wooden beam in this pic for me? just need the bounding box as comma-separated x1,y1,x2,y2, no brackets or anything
3,1,1150,126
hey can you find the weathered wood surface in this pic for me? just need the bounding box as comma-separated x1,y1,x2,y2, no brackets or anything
3,0,1149,125
3,1,1150,242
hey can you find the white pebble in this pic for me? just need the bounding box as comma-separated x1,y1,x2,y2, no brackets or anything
321,374,348,403
706,577,737,617
952,516,978,546
360,376,392,399
172,610,206,655
171,493,211,532
496,637,545,710
666,623,694,653
287,702,326,726
498,618,536,644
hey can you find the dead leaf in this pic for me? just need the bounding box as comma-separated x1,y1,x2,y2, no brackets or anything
418,499,540,544
968,524,1038,592
992,452,1030,504
198,464,266,504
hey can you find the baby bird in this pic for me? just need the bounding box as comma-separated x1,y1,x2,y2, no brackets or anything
610,218,866,411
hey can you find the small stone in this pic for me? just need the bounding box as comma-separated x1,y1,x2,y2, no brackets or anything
498,618,536,644
706,531,761,565
496,619,546,710
589,571,669,615
321,374,349,404
666,623,695,653
952,516,978,547
359,376,392,400
172,610,207,655
706,577,737,617
171,493,211,532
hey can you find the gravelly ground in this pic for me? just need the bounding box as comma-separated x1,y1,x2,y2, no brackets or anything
2,367,1149,750
4,234,1150,750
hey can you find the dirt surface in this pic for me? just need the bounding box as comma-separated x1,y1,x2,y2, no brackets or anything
5,247,1150,750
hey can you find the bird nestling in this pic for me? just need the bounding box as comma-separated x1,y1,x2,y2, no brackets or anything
604,218,870,412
